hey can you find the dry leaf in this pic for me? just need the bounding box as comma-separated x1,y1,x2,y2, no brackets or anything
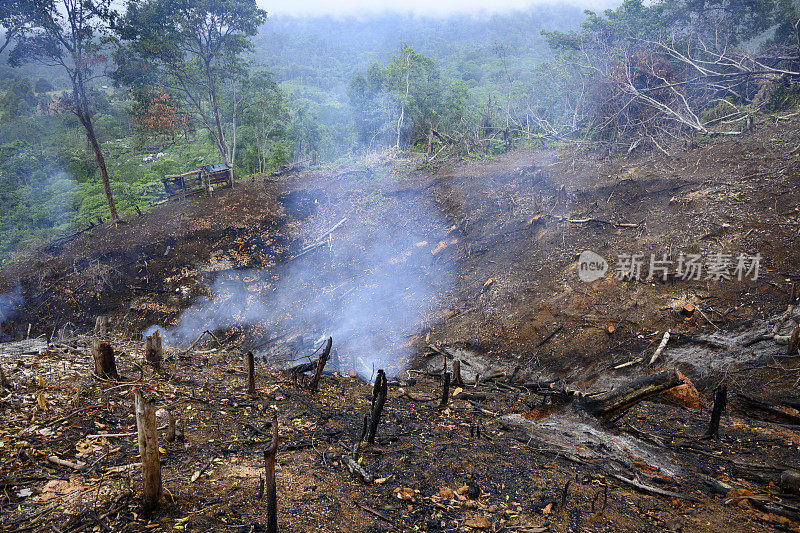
464,516,491,529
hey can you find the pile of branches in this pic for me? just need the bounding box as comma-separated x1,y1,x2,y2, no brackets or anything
579,32,800,152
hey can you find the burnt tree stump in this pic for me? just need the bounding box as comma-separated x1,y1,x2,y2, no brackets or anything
145,330,163,369
452,360,464,387
264,414,279,533
440,371,451,408
246,351,257,396
91,337,119,380
701,384,727,440
135,390,162,516
366,369,387,444
309,337,332,393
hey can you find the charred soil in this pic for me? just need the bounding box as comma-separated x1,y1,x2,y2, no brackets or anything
1,116,800,532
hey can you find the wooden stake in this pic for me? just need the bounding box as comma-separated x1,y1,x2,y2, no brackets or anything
701,384,727,440
366,370,387,444
440,371,451,408
91,338,119,380
135,390,161,516
452,360,464,387
246,351,256,396
309,337,332,393
144,330,163,370
264,414,278,533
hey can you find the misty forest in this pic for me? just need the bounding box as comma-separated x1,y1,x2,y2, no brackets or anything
2,0,800,531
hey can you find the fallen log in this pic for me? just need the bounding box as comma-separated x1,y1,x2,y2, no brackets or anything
607,473,702,503
576,369,682,418
649,331,670,365
737,394,800,425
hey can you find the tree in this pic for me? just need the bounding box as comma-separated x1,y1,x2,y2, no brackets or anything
348,44,467,151
0,77,37,119
238,71,287,174
0,0,36,57
116,0,267,173
9,0,120,219
132,88,190,142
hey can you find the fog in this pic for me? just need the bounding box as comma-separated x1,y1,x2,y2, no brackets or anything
260,0,620,17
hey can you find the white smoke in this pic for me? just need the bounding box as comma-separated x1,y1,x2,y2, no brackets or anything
150,165,456,377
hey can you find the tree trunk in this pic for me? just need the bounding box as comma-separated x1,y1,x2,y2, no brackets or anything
94,315,110,338
77,106,118,220
91,337,119,380
309,337,332,393
701,384,727,440
135,390,162,516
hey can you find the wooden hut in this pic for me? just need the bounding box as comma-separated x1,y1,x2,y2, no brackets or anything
162,163,232,199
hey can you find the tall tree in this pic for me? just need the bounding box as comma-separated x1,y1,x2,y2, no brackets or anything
116,0,267,171
8,0,119,219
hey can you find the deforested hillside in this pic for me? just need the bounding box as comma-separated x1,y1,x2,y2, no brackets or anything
3,0,800,530
1,113,800,531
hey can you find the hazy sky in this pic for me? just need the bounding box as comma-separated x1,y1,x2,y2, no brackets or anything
259,0,621,17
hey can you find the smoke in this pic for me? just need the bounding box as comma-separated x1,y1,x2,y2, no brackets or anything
151,164,455,377
0,284,25,328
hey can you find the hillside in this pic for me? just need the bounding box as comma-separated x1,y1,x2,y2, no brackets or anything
1,116,799,531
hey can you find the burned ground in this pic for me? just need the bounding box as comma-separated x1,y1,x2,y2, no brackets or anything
1,116,800,532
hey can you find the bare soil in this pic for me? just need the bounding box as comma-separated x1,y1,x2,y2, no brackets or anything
1,116,800,532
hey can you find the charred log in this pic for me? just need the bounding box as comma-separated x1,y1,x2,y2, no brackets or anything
576,369,682,418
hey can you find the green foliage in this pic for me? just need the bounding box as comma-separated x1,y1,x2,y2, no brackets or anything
348,43,468,150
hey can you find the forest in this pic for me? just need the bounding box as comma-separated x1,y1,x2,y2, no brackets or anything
1,0,798,255
0,1,585,255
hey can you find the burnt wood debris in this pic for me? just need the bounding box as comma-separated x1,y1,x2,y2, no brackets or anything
2,311,800,531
